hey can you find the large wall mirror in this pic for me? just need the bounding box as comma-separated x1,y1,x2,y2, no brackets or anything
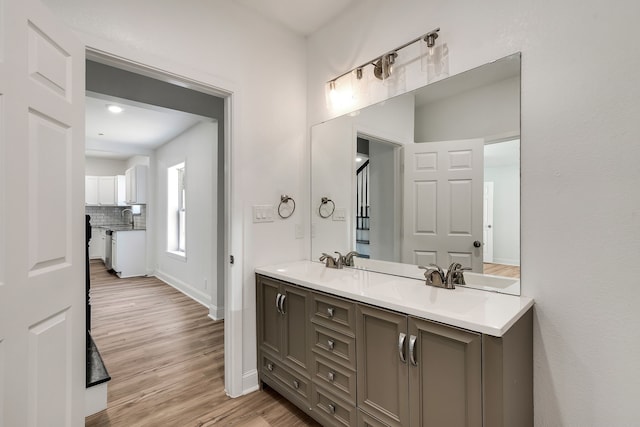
311,53,521,295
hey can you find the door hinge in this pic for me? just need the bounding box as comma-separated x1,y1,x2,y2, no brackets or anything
230,255,235,265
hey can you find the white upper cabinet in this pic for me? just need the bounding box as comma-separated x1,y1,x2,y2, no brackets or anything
86,175,127,206
125,165,147,204
85,176,99,205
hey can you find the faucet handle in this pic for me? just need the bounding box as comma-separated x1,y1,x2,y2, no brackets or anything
320,253,338,268
418,265,445,287
343,251,360,266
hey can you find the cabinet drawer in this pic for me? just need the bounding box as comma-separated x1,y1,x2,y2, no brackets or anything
312,322,356,370
312,383,357,427
312,352,356,405
260,353,310,403
311,292,356,335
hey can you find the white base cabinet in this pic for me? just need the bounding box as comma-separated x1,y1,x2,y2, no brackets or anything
88,227,105,260
111,230,146,278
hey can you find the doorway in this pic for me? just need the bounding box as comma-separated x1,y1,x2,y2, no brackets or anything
85,49,236,392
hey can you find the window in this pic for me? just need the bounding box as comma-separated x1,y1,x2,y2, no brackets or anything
167,162,186,257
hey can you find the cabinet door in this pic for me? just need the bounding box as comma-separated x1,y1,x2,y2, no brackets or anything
88,227,100,259
408,317,482,427
85,176,98,205
257,276,283,358
111,234,118,272
356,305,409,427
98,176,116,205
280,283,310,374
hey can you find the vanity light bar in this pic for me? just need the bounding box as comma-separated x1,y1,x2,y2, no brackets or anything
327,27,440,84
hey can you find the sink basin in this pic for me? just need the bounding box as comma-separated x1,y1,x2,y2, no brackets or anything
463,272,520,294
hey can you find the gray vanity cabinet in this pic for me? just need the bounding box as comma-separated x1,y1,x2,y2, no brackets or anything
408,317,482,427
257,275,312,407
256,273,533,427
356,305,409,426
356,305,481,427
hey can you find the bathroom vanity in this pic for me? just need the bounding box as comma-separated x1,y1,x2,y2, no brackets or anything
256,261,533,427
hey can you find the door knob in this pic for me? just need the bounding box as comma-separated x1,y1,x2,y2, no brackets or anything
473,240,482,248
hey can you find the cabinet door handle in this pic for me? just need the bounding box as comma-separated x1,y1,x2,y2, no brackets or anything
398,332,407,364
266,363,274,372
328,403,336,414
275,293,282,314
327,307,335,318
293,380,300,389
327,339,335,350
327,371,335,382
280,294,286,315
409,334,418,366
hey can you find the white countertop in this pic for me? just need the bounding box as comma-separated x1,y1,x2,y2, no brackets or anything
255,260,534,337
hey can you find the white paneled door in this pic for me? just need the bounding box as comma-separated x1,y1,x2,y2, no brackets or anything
0,0,85,425
402,139,484,272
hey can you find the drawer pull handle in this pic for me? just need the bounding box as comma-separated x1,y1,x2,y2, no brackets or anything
266,363,274,372
328,403,336,414
327,307,335,318
275,294,282,314
327,339,335,350
293,380,300,389
328,371,335,382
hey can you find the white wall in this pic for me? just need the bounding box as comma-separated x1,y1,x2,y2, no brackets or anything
415,76,520,142
485,164,520,265
307,1,640,425
154,122,218,313
85,157,126,176
44,0,308,395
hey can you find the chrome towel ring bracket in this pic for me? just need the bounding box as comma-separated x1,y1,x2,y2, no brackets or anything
278,195,296,219
319,197,335,219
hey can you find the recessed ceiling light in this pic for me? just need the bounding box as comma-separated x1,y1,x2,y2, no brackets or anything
107,105,123,114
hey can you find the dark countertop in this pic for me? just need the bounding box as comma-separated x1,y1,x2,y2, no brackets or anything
86,331,111,388
95,224,146,232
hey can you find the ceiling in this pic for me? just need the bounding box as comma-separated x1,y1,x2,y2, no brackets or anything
85,1,358,160
85,94,208,160
236,0,359,36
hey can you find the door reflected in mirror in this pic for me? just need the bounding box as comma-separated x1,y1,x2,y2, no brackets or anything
311,53,521,295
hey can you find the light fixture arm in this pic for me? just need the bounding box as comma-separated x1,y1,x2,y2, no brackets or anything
327,27,440,84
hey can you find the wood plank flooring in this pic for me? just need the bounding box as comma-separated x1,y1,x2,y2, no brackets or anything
86,260,320,426
483,262,520,278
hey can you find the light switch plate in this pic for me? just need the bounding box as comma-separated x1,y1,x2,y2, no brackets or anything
294,224,304,239
333,208,346,221
253,205,274,223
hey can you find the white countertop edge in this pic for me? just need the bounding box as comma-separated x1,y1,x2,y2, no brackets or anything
255,261,534,337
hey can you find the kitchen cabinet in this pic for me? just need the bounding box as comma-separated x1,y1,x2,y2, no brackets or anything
86,175,126,206
125,165,147,204
85,176,98,205
88,227,105,260
111,230,146,278
256,271,533,427
257,275,312,408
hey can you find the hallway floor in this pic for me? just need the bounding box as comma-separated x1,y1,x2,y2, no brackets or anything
86,260,319,426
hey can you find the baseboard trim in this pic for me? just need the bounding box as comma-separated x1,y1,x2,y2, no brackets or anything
242,369,259,395
208,304,224,321
154,270,211,308
492,258,520,266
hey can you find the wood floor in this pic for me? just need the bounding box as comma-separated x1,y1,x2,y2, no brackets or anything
86,260,320,427
483,262,520,278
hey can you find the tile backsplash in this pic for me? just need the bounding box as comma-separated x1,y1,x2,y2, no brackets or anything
86,205,147,229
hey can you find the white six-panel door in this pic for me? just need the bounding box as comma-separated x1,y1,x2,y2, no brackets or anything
0,0,85,425
402,139,484,272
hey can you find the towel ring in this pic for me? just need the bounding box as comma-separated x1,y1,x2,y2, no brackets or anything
319,197,335,219
278,195,296,219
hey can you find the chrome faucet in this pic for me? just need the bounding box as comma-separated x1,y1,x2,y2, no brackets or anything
343,251,360,267
418,263,471,289
320,253,340,269
121,208,134,227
